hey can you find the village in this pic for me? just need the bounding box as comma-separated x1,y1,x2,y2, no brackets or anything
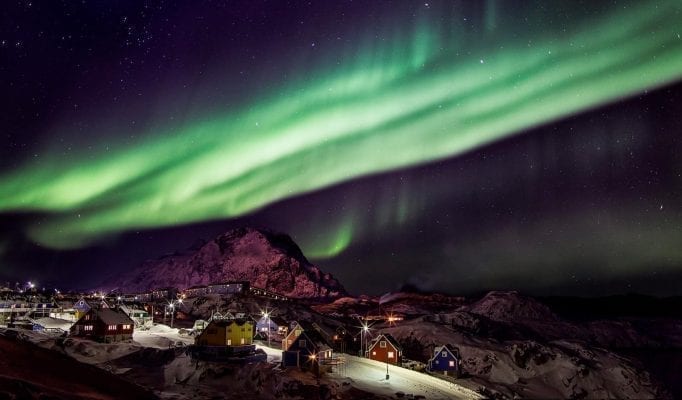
0,281,481,399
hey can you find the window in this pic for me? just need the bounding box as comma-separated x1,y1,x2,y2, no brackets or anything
241,338,245,344
227,339,232,345
299,339,306,347
388,351,394,358
108,325,116,331
380,341,386,348
122,324,131,330
442,351,447,357
84,325,93,331
449,360,455,367
85,315,90,320
372,351,376,356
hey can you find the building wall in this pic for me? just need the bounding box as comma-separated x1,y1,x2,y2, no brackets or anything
197,321,254,346
429,348,459,374
368,340,401,365
226,322,253,345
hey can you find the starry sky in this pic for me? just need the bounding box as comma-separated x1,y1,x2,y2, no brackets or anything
1,0,681,296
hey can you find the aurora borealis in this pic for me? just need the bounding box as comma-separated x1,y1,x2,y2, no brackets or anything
1,1,682,295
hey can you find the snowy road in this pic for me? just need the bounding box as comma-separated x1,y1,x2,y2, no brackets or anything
332,356,481,399
136,333,481,399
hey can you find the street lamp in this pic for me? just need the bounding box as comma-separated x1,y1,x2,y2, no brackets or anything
309,353,319,379
262,311,271,347
169,298,182,328
360,323,369,357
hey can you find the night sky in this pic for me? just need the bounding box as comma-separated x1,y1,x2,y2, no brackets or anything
1,1,681,296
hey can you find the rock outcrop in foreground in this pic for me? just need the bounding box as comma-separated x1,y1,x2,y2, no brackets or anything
109,227,346,299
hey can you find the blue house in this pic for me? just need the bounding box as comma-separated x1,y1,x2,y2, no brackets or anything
428,344,461,377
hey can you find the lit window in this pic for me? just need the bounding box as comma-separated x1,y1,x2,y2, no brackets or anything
449,360,455,367
84,325,93,331
122,324,131,330
388,351,394,358
380,341,386,348
372,351,376,356
108,325,116,330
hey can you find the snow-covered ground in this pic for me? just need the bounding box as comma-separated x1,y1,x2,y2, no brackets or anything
330,355,482,400
256,343,283,363
133,324,194,349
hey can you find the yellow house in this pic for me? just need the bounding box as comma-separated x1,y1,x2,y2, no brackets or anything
195,318,254,346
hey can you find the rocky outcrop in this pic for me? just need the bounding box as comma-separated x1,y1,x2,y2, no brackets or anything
108,227,346,299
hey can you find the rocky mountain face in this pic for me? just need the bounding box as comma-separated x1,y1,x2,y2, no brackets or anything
108,227,346,299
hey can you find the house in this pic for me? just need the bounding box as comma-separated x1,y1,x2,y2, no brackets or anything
206,281,249,295
366,333,402,365
70,307,134,342
210,311,235,321
183,285,208,298
281,321,333,368
72,297,92,320
151,287,178,301
428,344,461,376
31,317,73,334
255,315,288,336
119,305,151,327
195,318,254,347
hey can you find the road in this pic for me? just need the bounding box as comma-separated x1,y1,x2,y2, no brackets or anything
256,344,480,399
336,355,481,399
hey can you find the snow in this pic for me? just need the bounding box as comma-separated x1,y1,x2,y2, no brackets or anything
256,343,283,363
329,355,482,400
133,324,194,349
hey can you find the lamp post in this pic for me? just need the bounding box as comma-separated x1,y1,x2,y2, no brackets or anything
361,323,369,358
263,311,271,347
169,303,175,328
169,298,182,328
310,353,319,379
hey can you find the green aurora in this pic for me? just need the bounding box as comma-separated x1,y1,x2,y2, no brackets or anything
1,1,682,255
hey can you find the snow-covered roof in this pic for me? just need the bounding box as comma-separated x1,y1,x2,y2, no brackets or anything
89,308,134,325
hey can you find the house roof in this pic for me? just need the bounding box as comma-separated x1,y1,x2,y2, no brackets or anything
368,333,402,352
90,308,134,325
299,329,332,351
269,316,288,326
206,318,252,328
284,321,332,351
430,344,460,361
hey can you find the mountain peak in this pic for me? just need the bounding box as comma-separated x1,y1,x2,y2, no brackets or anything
107,227,346,299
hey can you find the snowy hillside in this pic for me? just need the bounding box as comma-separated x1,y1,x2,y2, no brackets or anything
108,227,346,299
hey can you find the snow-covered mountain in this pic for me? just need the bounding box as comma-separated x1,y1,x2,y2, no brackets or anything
107,227,346,299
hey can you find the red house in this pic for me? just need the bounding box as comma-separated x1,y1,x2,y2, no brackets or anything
70,307,134,343
366,333,402,365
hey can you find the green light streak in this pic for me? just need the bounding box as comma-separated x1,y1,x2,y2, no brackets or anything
0,1,681,251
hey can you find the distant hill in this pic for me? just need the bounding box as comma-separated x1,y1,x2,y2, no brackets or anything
107,227,346,299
